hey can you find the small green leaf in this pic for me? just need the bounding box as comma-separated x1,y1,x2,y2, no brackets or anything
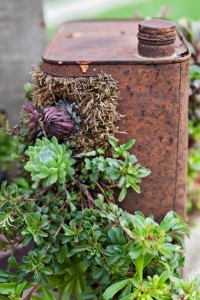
0,270,10,283
103,279,131,300
41,285,56,300
122,139,135,151
16,281,27,296
129,245,143,260
158,271,169,286
118,186,127,201
108,137,118,148
92,268,104,279
143,253,155,268
0,283,16,294
129,181,141,193
134,255,144,282
108,227,126,245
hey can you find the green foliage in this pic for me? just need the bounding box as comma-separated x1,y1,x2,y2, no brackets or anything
82,138,151,201
24,136,150,201
0,281,27,300
0,96,197,299
0,178,191,299
188,62,200,145
103,274,200,299
24,137,75,189
0,132,154,299
24,83,33,101
180,19,200,146
171,275,200,300
188,148,200,180
104,263,200,299
179,19,200,146
179,18,200,62
0,122,22,171
103,273,171,300
179,18,200,217
190,65,200,82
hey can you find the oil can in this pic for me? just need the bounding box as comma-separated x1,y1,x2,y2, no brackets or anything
40,19,190,221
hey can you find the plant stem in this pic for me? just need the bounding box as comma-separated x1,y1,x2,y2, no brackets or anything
39,186,52,196
75,179,94,208
54,219,64,237
95,182,110,204
23,279,42,300
50,193,61,202
26,198,40,201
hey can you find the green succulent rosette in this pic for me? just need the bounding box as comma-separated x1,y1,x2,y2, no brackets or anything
24,137,75,189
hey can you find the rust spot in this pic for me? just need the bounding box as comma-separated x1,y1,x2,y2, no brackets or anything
126,85,131,91
124,70,130,75
66,32,82,38
77,61,91,73
159,136,164,143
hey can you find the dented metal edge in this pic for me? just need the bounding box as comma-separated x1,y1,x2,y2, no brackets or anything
41,44,190,67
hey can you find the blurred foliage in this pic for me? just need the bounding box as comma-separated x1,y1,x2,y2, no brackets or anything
0,122,23,172
187,148,200,215
179,18,200,217
179,19,200,145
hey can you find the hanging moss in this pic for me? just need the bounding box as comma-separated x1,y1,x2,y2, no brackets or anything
31,65,122,151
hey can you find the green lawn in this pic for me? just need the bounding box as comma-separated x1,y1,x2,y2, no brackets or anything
45,0,200,39
93,0,200,21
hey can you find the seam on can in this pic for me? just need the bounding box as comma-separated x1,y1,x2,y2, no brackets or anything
174,62,182,212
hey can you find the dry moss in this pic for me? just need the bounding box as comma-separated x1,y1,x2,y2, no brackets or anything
31,65,122,151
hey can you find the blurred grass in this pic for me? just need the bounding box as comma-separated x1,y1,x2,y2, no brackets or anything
45,0,200,39
94,0,200,21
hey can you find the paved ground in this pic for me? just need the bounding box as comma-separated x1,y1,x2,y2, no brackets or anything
185,217,200,279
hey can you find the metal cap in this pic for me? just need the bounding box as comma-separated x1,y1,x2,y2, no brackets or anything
138,19,176,58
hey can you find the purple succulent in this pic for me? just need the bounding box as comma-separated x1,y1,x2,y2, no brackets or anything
21,102,40,141
42,107,74,139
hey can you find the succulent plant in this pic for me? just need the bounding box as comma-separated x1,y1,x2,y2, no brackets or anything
24,136,75,189
20,102,40,141
42,106,74,139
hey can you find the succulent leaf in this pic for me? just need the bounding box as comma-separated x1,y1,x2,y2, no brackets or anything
25,137,75,189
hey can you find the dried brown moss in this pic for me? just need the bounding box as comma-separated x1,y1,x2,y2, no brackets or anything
31,65,122,151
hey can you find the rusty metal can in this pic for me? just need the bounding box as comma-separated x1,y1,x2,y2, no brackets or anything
41,19,190,221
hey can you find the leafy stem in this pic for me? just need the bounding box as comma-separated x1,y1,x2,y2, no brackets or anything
23,279,42,300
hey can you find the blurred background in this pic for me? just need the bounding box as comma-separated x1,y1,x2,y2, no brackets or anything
43,0,200,39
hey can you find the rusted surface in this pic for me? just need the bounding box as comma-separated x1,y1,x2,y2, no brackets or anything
174,60,189,219
41,20,190,220
42,20,189,67
113,63,189,221
138,19,176,58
